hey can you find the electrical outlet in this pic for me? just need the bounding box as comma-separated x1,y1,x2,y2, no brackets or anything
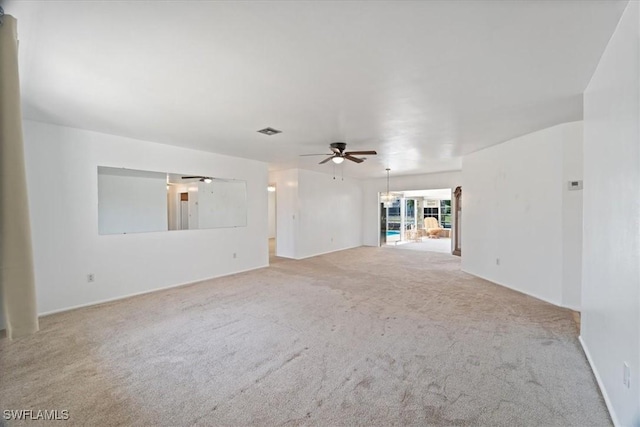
87,274,95,283
623,362,630,388
496,258,500,266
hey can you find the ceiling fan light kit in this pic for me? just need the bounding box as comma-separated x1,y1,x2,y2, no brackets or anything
181,176,214,183
257,127,282,136
301,142,377,165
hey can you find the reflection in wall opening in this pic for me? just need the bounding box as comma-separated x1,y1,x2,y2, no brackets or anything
267,184,277,261
98,166,248,235
179,192,189,230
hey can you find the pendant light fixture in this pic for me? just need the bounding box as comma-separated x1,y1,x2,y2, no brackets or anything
381,168,397,207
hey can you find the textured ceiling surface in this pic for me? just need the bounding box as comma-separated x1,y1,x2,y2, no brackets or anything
5,0,627,178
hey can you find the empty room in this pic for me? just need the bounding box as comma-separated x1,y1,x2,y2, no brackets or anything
1,1,638,426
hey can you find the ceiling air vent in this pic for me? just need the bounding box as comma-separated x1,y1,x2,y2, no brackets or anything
257,127,282,136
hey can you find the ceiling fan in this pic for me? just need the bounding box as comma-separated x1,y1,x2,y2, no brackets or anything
181,176,213,183
301,142,377,165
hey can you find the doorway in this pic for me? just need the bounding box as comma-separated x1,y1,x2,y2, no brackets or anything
168,185,199,231
379,188,454,254
267,184,277,261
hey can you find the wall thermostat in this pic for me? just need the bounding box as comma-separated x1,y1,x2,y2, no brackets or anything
568,180,583,191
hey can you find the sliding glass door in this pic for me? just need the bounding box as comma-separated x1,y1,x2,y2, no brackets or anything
383,198,419,244
386,199,401,243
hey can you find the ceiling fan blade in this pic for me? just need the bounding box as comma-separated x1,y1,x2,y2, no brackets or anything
181,176,203,179
344,154,364,163
300,153,332,157
345,150,377,155
319,156,334,164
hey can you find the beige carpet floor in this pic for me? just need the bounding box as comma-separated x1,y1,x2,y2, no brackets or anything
386,239,452,254
0,247,610,426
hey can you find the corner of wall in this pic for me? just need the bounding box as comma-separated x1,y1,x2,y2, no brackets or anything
461,122,582,308
580,1,640,424
579,336,620,427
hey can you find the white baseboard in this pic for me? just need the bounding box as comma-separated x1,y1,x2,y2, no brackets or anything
38,264,269,318
460,270,581,312
579,336,619,427
293,245,363,260
461,269,564,308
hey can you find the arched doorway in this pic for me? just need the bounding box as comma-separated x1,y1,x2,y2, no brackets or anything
453,186,462,256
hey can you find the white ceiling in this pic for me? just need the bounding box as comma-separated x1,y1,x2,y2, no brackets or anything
4,0,627,179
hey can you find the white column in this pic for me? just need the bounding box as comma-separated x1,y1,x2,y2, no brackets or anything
0,15,39,338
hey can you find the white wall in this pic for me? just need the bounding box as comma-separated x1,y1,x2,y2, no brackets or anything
267,190,276,239
561,134,584,310
461,122,582,308
582,2,640,425
361,171,462,247
97,168,168,235
23,120,269,315
269,168,363,259
296,169,363,259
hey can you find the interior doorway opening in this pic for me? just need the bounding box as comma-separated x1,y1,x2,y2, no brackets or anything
379,188,453,254
267,184,277,262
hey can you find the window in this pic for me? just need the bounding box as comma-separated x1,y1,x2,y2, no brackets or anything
441,200,452,229
387,199,401,231
423,199,439,225
422,199,452,229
